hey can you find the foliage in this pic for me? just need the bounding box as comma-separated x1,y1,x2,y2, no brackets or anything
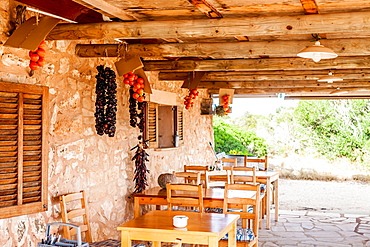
213,117,267,156
293,99,370,161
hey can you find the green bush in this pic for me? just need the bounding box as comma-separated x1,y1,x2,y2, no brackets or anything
213,117,267,156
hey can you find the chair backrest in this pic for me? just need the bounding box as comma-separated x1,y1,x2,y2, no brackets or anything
166,183,204,213
230,166,257,184
59,191,92,243
245,156,268,171
220,158,239,167
173,171,201,185
184,165,208,172
223,183,260,233
204,170,230,188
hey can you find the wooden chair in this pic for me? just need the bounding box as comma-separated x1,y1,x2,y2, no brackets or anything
173,171,201,185
166,183,204,213
230,166,256,184
219,183,260,247
230,166,265,229
245,156,275,219
220,158,239,167
245,156,268,170
59,191,121,247
183,165,208,184
184,165,208,172
205,170,230,188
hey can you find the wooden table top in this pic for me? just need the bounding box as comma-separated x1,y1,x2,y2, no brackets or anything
134,187,256,200
117,210,239,235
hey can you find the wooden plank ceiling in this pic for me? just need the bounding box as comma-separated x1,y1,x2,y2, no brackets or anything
15,0,370,98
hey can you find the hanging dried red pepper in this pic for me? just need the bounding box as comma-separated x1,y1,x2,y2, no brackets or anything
124,71,149,192
94,65,117,137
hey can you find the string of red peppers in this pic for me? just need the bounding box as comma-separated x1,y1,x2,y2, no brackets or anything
184,88,199,109
124,71,150,193
94,65,117,137
29,40,47,72
222,94,232,115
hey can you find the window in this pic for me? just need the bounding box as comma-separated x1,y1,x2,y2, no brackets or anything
144,102,184,149
0,81,49,219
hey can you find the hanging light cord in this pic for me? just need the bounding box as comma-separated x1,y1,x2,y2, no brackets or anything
311,34,322,42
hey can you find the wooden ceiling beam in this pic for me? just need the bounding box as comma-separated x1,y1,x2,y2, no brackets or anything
47,11,370,40
142,57,370,72
207,87,370,95
75,38,370,58
159,70,370,81
300,0,319,14
187,0,223,18
16,0,103,23
286,95,370,99
198,80,370,89
71,0,137,21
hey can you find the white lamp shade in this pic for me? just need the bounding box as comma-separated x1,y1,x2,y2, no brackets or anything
317,72,343,83
297,41,338,62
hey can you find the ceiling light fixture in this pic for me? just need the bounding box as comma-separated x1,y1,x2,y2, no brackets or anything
317,72,343,83
297,41,338,62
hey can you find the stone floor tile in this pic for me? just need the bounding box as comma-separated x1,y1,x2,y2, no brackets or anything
300,240,350,246
286,217,313,223
270,226,286,232
279,210,307,216
258,210,370,246
313,225,341,231
301,222,315,230
343,213,369,218
269,231,307,238
303,231,343,238
261,243,279,247
335,223,356,231
306,211,341,217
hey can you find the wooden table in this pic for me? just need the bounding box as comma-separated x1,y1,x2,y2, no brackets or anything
175,169,279,229
133,187,256,217
117,210,239,247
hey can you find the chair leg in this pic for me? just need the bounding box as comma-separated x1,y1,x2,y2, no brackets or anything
259,199,263,229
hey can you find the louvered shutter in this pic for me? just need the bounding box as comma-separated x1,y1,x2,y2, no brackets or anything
177,107,184,144
0,82,48,219
145,102,158,149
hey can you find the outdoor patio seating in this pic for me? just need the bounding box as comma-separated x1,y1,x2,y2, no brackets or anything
205,170,230,188
59,191,121,247
219,183,261,247
166,183,204,212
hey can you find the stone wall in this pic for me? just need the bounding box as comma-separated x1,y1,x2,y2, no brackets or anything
0,1,215,245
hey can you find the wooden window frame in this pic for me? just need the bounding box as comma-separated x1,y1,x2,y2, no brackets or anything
144,102,184,149
0,81,49,219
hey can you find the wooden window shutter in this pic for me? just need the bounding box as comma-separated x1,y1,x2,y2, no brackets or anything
0,81,49,219
176,107,184,144
144,102,158,149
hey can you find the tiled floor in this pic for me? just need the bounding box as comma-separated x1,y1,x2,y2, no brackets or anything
259,210,370,246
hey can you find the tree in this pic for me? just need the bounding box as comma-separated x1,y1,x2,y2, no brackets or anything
293,99,370,161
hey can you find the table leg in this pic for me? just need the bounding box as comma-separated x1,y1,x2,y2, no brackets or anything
134,197,140,218
227,221,237,247
153,241,161,247
120,231,130,247
208,236,219,247
274,178,279,222
266,178,271,229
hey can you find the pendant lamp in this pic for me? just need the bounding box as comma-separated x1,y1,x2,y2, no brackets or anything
297,41,338,62
317,72,343,83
